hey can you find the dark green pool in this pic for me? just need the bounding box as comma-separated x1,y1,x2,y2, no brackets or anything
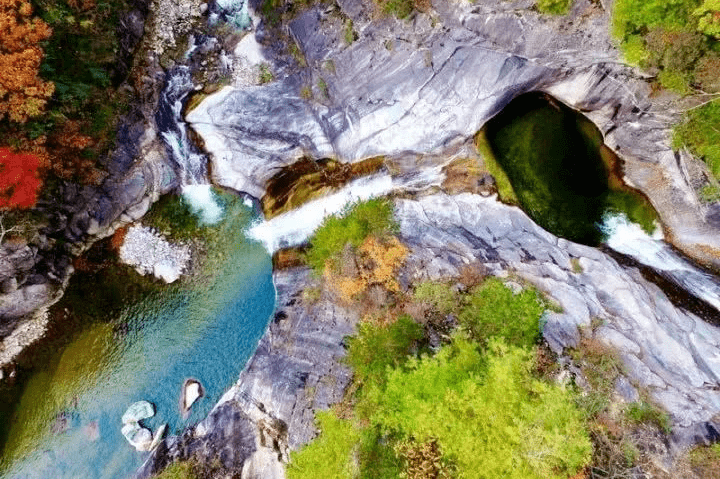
483,92,657,245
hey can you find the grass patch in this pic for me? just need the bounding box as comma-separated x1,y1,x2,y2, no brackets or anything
258,63,274,84
305,198,398,273
343,19,356,45
153,461,198,479
625,400,672,434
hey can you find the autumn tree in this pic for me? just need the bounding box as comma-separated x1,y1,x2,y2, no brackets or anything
0,147,42,209
0,0,54,124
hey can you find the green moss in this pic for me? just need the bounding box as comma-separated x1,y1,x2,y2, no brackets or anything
536,0,573,15
152,461,198,479
378,0,415,18
305,198,398,273
474,130,519,205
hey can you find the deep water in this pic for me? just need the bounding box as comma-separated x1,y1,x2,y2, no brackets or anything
484,92,657,245
0,192,275,479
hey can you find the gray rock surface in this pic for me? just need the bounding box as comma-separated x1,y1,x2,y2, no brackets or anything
188,0,720,270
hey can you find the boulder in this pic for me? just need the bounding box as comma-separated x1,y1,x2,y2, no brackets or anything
180,379,204,416
122,400,155,425
121,422,153,451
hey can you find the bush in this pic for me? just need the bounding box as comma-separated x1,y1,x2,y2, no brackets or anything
286,411,360,479
305,198,397,273
694,53,720,92
369,337,592,478
673,101,720,178
413,281,457,314
536,0,572,15
345,315,423,387
458,277,545,349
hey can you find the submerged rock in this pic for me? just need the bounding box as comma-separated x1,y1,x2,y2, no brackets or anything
122,400,155,425
122,400,156,451
122,422,153,451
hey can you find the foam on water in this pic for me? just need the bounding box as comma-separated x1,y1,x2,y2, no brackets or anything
182,184,224,225
602,212,720,312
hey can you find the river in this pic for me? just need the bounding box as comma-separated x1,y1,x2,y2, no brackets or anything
0,191,275,479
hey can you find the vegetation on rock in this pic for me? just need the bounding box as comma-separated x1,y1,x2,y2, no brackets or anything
612,0,720,189
305,198,398,273
536,0,572,15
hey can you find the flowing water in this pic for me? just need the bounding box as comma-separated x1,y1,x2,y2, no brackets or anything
0,192,275,479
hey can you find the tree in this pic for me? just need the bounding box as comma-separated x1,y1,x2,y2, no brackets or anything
0,0,54,124
0,147,42,209
695,0,720,39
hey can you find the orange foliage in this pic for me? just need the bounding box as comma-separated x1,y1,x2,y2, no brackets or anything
0,146,42,209
46,120,104,184
324,235,408,302
0,0,54,123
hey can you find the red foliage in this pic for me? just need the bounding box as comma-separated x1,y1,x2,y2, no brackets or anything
0,146,41,209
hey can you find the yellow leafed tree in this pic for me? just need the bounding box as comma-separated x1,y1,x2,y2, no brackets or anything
0,0,54,123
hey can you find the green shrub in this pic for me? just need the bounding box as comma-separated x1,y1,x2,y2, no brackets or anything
305,198,397,272
694,0,720,39
413,281,458,314
142,193,212,241
369,337,592,479
673,101,720,178
536,0,572,15
458,278,545,349
287,411,360,479
345,315,423,387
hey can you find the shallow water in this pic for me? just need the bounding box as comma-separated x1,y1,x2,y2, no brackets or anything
0,193,275,479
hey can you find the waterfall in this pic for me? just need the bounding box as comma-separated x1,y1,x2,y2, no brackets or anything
157,66,207,185
248,166,445,252
601,213,720,313
157,64,225,224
